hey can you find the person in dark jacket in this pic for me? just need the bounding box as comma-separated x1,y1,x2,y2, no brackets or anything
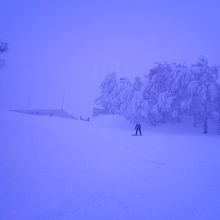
135,123,142,136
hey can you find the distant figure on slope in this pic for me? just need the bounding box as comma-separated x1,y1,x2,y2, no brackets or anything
135,123,142,136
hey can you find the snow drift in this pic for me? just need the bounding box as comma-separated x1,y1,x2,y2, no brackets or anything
0,109,220,220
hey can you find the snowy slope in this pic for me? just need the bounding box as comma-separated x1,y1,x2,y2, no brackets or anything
0,110,220,220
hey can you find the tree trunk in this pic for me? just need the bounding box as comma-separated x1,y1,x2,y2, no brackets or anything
203,100,208,134
203,115,208,134
217,119,220,135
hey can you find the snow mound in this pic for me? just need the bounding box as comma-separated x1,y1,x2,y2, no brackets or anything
92,114,132,130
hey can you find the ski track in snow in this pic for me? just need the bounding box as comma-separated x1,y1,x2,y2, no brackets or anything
0,110,220,220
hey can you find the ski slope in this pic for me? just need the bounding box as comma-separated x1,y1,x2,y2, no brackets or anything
1,110,220,220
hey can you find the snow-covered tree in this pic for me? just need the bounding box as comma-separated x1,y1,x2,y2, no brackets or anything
128,77,143,118
144,62,174,123
0,42,8,68
117,77,132,116
182,57,219,134
170,63,190,122
95,72,119,114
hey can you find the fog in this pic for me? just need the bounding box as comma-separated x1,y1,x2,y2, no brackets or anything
0,0,220,116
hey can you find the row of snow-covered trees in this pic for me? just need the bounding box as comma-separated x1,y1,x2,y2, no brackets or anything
95,57,220,134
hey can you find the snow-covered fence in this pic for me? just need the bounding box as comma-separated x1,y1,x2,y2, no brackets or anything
10,109,77,120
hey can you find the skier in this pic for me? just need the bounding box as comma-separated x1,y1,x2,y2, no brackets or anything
135,123,142,136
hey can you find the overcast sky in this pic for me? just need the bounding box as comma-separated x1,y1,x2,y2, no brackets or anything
0,0,220,116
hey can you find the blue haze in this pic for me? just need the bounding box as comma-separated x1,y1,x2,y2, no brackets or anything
0,0,220,115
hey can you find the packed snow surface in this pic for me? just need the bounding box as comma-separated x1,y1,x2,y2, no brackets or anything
1,110,220,220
